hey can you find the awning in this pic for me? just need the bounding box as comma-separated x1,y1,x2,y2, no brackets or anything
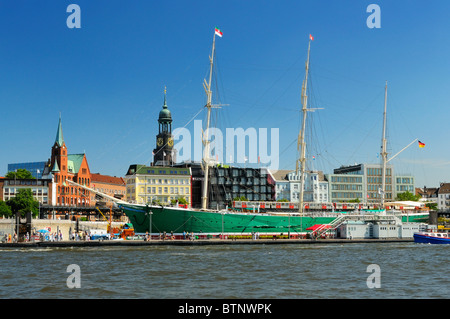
306,224,331,231
384,201,425,208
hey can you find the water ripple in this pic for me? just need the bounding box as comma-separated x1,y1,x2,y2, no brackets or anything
0,242,448,298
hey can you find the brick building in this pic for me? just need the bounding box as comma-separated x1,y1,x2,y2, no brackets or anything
90,173,126,207
42,116,91,211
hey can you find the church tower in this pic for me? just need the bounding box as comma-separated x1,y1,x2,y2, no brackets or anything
50,115,68,175
153,88,174,166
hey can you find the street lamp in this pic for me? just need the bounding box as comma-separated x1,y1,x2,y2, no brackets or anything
146,210,153,240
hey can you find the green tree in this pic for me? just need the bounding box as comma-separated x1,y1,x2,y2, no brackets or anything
425,202,438,211
395,191,420,201
5,169,35,179
171,197,188,205
0,200,12,217
6,189,39,218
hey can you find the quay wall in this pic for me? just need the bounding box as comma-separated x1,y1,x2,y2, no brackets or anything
0,238,414,248
0,218,125,239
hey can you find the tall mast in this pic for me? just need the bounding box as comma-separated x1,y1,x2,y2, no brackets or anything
380,81,388,208
201,32,216,210
297,39,311,214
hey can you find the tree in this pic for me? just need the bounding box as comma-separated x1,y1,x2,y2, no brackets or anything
395,191,420,201
425,202,438,211
171,197,188,205
6,189,39,218
0,200,12,217
5,169,35,179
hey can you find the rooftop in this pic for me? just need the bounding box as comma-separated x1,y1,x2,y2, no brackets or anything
91,173,126,186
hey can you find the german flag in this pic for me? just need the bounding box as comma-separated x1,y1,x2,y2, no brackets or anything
418,141,425,148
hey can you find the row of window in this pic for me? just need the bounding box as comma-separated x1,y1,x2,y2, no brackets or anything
367,184,392,191
331,184,363,191
4,188,48,196
331,176,363,183
58,196,90,206
137,195,189,204
396,177,413,184
396,185,414,192
58,186,88,195
127,178,190,185
331,192,364,199
55,174,90,186
128,186,190,195
146,169,189,175
4,180,49,186
367,192,393,199
367,168,392,176
2,195,48,204
367,177,392,184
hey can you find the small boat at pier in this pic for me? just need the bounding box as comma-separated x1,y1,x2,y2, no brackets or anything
413,232,450,244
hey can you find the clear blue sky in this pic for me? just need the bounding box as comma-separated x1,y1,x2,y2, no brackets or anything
1,0,449,188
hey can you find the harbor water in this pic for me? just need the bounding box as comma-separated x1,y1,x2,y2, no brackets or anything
0,242,448,299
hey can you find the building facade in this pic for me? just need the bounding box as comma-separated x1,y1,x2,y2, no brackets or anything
207,165,275,209
395,176,415,194
90,173,126,207
42,116,92,209
7,162,47,179
0,178,51,205
125,164,192,206
416,186,438,204
287,170,329,203
326,163,416,204
271,170,291,201
437,183,450,211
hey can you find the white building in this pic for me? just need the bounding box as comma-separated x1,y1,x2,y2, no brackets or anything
437,183,450,211
271,170,291,201
287,170,328,203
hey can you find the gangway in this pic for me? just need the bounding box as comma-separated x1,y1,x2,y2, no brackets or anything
311,213,402,239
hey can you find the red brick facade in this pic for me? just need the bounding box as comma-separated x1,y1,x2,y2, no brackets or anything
47,117,91,207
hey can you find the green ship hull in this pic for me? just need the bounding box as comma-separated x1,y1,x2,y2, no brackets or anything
119,203,429,234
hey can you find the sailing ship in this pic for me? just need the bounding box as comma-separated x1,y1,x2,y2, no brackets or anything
71,31,428,236
116,31,335,235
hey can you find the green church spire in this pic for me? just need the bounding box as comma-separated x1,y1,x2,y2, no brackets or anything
55,114,64,146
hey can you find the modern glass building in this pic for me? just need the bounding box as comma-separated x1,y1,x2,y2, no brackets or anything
7,162,47,179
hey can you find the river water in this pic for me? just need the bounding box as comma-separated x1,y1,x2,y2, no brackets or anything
0,242,448,299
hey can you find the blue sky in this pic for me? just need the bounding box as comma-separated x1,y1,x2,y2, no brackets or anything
1,0,449,188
